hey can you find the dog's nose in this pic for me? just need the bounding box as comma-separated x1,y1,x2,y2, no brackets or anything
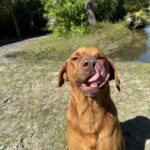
82,58,96,69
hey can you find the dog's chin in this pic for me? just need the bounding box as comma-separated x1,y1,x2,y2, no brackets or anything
80,85,99,97
78,81,102,97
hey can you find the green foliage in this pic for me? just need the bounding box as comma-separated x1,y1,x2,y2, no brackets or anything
125,9,149,25
124,0,149,12
93,0,125,21
42,0,127,35
43,0,126,35
125,10,149,21
43,0,86,36
1,0,149,37
124,0,149,28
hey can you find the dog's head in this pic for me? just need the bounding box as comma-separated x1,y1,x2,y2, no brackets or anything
58,47,120,97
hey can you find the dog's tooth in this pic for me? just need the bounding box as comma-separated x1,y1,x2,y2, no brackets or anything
82,83,86,87
91,83,97,87
101,70,104,76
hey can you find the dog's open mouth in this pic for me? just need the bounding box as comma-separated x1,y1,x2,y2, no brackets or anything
79,61,110,95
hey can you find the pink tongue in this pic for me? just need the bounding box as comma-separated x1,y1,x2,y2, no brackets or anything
88,61,101,82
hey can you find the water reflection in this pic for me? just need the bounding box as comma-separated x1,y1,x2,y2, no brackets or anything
109,26,150,62
138,26,150,62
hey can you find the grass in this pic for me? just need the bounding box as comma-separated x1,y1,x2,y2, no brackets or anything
0,59,67,150
0,58,150,150
0,22,150,150
2,22,133,62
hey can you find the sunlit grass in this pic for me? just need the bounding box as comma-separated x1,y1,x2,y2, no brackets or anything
0,58,150,149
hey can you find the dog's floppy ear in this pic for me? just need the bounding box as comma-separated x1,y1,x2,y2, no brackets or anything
107,57,120,91
58,62,68,87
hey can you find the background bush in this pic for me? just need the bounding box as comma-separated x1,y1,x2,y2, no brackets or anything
93,0,126,22
124,0,149,12
43,0,86,35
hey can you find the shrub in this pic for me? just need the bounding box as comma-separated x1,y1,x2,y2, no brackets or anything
43,0,126,36
43,0,86,36
125,10,149,28
93,0,125,22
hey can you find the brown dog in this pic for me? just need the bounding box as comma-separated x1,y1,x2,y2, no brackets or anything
58,47,125,150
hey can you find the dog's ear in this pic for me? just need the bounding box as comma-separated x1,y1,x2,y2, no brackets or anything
58,62,68,87
107,57,120,91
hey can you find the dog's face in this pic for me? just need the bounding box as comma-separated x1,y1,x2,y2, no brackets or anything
58,47,120,97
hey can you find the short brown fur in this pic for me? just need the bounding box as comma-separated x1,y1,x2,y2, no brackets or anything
58,47,125,150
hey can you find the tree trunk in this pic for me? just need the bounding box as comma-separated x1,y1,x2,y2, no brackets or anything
85,0,96,25
9,2,21,38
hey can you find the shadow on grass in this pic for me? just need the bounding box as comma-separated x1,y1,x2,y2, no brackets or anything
0,31,52,47
121,116,150,150
0,38,24,47
0,36,39,47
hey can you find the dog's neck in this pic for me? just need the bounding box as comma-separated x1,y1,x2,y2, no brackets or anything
68,84,117,135
70,84,112,111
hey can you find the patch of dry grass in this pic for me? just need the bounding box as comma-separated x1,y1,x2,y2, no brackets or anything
111,62,150,150
0,59,68,150
0,55,149,150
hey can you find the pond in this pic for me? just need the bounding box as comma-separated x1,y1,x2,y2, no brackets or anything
109,25,150,63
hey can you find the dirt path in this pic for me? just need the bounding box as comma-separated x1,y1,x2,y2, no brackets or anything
0,36,46,53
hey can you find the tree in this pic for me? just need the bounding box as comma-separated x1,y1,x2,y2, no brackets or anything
85,0,96,25
0,0,21,38
9,0,21,38
43,0,86,35
93,0,123,21
0,0,48,38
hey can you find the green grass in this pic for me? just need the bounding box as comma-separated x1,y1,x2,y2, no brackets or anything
3,22,133,62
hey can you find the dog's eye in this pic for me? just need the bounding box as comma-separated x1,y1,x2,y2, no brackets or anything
71,56,80,61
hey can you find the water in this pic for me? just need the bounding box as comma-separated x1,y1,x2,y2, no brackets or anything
109,25,150,62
